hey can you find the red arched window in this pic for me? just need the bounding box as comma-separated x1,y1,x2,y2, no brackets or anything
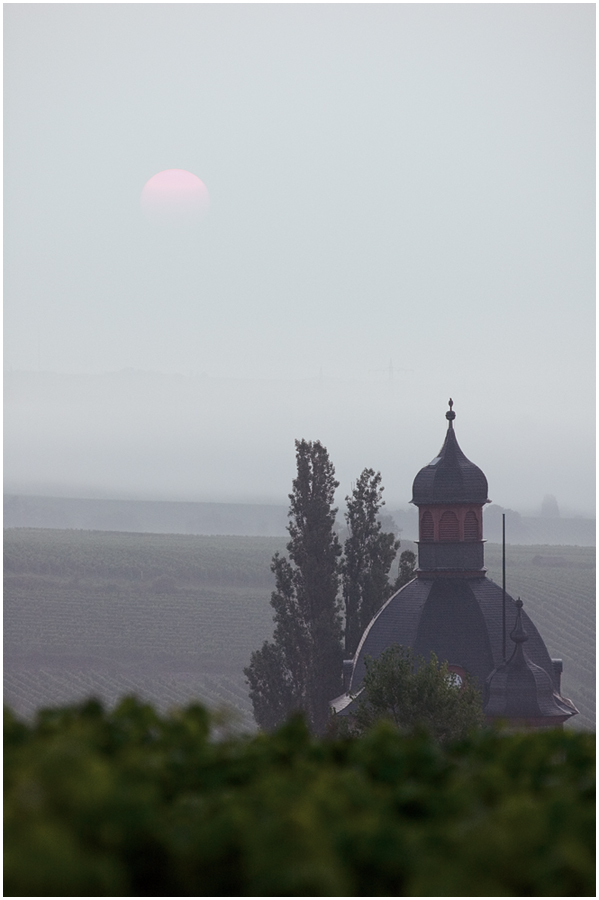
420,511,434,542
464,510,479,541
439,510,459,541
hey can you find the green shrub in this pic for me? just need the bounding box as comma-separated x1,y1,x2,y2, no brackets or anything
4,698,595,896
348,645,485,742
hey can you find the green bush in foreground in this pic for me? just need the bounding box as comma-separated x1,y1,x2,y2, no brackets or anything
4,698,595,897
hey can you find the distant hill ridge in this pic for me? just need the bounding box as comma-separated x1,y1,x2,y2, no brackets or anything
3,494,595,545
4,495,288,537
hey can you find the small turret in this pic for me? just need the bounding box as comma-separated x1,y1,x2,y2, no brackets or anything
483,599,578,728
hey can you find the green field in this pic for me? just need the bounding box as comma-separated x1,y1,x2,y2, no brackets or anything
4,529,595,730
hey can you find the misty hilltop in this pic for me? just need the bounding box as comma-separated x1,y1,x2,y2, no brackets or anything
4,369,595,518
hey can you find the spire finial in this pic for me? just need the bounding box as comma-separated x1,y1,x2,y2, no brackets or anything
510,597,529,645
446,397,456,425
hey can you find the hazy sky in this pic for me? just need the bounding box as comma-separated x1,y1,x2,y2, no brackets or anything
4,5,595,514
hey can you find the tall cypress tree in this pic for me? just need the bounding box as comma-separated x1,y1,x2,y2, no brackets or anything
394,549,417,592
342,469,399,657
245,440,343,733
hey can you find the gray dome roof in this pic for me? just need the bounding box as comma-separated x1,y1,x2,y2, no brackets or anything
330,575,576,724
412,402,489,506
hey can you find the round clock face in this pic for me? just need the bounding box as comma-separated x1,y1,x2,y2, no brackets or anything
446,665,467,688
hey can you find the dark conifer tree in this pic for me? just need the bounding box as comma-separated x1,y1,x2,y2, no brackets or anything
394,549,417,591
245,440,343,733
342,469,399,657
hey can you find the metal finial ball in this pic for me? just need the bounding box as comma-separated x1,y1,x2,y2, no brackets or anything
446,398,456,421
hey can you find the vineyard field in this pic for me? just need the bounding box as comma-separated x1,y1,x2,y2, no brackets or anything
4,529,595,730
4,528,286,587
3,670,255,731
4,529,287,727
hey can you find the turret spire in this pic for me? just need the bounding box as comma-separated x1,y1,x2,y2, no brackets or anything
509,598,528,647
446,398,456,427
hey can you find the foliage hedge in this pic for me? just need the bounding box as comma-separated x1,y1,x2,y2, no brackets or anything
4,698,595,896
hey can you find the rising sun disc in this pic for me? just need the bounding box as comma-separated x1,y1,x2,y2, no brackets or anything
140,169,210,225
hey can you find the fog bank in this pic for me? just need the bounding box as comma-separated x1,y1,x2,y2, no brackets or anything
4,370,594,518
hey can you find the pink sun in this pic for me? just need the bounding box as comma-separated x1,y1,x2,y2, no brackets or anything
140,169,210,225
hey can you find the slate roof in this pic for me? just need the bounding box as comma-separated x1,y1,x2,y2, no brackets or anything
411,578,495,686
412,405,489,506
331,574,574,720
468,577,555,677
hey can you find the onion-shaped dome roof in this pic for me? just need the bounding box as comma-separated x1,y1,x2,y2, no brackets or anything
412,400,489,506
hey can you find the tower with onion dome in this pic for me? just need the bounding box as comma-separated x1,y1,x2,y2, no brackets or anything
412,398,489,578
331,401,578,729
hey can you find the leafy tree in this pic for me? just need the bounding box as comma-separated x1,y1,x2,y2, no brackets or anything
342,469,399,656
394,548,417,591
4,697,595,897
349,644,485,743
242,641,298,733
245,440,343,733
